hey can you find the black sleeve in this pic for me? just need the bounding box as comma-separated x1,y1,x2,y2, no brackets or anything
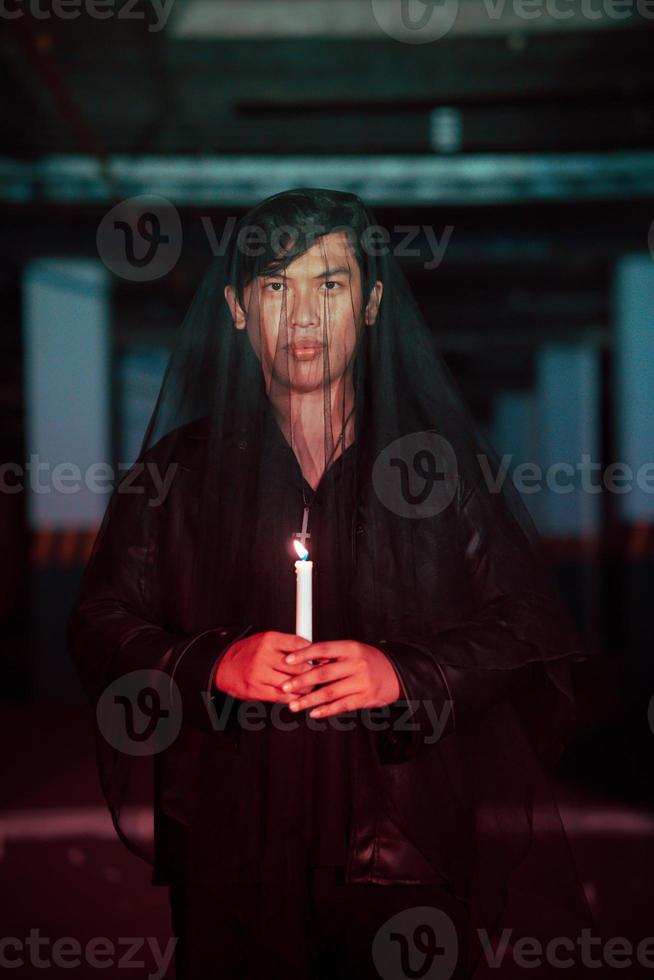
67,457,252,737
372,478,581,765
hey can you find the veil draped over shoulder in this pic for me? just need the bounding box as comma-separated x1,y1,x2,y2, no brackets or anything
69,188,592,976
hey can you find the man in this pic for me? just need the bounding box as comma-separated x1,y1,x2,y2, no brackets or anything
217,226,403,720
69,188,590,978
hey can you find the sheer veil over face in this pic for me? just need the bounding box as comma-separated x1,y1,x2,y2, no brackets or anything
224,229,382,490
73,187,591,973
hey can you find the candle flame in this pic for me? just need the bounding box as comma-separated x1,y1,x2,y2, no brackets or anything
293,539,309,560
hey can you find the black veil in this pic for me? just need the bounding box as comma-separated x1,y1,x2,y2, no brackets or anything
69,188,593,976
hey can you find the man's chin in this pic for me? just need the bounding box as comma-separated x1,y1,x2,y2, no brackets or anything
271,367,333,393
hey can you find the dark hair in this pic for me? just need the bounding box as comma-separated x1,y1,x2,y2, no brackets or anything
226,187,379,308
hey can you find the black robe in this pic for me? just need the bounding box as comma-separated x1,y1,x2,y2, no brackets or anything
168,410,465,978
68,404,590,980
224,404,356,871
183,404,438,883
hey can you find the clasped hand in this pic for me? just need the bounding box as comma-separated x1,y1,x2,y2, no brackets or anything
214,630,401,719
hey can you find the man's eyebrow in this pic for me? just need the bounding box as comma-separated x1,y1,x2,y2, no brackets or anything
315,266,352,279
260,264,352,280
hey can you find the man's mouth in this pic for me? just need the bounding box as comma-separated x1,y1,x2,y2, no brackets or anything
287,344,324,358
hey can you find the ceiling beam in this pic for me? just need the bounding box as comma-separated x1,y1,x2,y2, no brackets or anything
170,0,648,39
2,150,654,204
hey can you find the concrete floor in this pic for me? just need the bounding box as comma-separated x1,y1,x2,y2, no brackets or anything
1,699,652,979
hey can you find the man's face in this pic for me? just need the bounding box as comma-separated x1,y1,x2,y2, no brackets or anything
225,231,382,395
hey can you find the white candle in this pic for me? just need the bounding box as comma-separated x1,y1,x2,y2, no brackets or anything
293,539,313,642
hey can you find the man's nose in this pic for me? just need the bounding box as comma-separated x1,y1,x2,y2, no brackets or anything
291,288,320,328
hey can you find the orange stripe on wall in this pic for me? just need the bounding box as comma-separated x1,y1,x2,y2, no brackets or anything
31,529,53,567
30,529,100,568
28,525,654,568
81,529,98,562
629,521,651,559
58,530,78,566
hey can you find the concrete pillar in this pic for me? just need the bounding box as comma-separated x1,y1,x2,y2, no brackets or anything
535,343,601,540
23,258,110,697
23,259,111,531
613,253,654,523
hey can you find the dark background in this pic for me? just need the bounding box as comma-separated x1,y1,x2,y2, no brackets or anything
1,2,653,976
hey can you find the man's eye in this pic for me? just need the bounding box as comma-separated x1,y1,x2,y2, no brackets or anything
322,281,340,290
265,282,286,292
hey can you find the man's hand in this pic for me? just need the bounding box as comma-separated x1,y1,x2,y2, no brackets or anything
214,630,321,703
279,640,402,718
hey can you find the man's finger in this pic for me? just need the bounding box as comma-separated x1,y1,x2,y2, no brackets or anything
278,660,319,677
269,632,314,653
289,678,359,713
286,683,315,696
281,661,350,694
308,696,362,719
269,661,313,679
284,642,343,666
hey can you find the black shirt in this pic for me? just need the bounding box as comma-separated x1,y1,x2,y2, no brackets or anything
172,406,441,888
246,406,358,868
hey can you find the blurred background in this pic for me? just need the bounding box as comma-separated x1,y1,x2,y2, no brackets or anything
1,0,653,976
